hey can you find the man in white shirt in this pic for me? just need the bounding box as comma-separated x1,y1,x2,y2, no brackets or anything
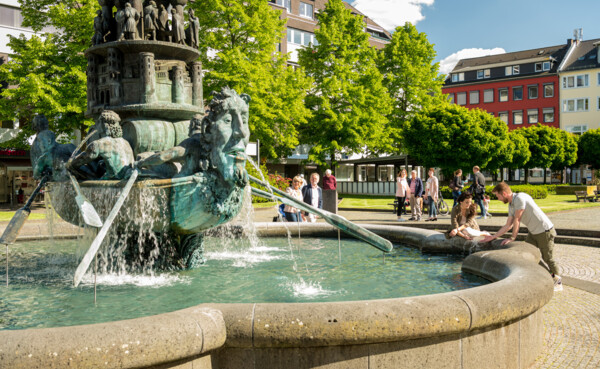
302,172,322,223
482,182,562,291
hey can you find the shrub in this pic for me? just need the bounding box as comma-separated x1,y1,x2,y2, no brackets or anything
485,184,548,200
246,162,292,203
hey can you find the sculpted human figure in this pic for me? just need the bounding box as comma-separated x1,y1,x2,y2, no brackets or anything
92,10,104,45
137,87,251,186
156,4,170,41
30,114,76,181
67,110,135,180
143,0,159,40
170,8,185,45
118,2,140,41
186,8,199,48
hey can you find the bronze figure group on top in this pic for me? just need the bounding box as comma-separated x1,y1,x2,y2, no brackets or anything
93,0,199,48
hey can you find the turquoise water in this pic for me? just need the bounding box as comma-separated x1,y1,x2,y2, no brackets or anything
0,237,487,330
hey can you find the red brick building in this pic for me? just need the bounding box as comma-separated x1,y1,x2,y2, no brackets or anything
443,43,570,131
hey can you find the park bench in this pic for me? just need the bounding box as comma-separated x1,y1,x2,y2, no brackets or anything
594,190,600,202
389,200,410,214
574,191,594,202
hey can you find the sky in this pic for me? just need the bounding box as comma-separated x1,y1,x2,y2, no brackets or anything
347,0,600,75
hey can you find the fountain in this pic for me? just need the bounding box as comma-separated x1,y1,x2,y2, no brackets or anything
0,1,554,368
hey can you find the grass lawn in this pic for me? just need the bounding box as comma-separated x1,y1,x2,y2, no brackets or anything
253,201,277,208
0,212,46,221
338,193,600,214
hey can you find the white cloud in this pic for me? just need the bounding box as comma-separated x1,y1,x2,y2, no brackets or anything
439,47,506,75
350,0,434,31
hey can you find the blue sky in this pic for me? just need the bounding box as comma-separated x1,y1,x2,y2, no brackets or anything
347,0,599,74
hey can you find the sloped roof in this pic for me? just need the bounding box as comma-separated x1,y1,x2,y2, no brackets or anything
452,44,568,72
561,38,600,72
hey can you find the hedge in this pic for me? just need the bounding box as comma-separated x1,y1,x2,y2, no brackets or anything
441,184,548,200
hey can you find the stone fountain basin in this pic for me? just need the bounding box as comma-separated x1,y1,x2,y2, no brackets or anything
0,223,553,369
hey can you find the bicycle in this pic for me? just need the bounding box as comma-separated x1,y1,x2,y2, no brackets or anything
423,190,450,216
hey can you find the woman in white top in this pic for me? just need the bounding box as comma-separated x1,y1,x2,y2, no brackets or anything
425,167,439,221
284,175,305,222
395,169,410,221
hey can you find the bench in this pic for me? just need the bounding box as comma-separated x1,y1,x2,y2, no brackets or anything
594,190,600,202
389,200,411,214
574,191,594,202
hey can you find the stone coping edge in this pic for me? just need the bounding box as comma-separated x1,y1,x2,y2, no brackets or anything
0,307,225,369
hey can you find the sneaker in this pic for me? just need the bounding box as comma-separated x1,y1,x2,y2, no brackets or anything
397,217,406,222
553,275,563,292
408,217,416,221
477,215,484,219
486,213,492,218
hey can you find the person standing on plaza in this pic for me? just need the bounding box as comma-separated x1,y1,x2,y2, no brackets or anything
425,168,438,221
284,176,305,222
302,172,322,223
407,170,423,221
481,182,562,291
451,169,464,207
322,169,337,190
470,166,491,219
395,169,410,221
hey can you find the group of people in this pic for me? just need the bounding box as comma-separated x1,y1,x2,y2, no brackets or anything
395,167,442,222
449,166,492,219
282,169,337,223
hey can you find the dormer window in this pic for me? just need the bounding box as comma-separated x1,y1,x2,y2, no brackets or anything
535,61,551,72
505,65,519,76
477,69,490,79
451,72,464,82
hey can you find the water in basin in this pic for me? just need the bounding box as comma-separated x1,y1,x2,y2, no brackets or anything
0,236,487,330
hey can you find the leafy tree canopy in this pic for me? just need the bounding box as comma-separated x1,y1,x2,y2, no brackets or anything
297,0,393,167
578,128,600,169
506,129,531,170
191,0,312,160
518,124,564,170
403,104,509,173
0,0,95,148
550,129,578,170
377,22,445,153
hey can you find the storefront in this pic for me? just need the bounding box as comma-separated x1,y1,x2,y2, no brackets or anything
0,149,34,205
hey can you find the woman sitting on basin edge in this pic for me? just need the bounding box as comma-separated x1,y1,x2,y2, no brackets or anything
284,175,306,222
445,192,480,240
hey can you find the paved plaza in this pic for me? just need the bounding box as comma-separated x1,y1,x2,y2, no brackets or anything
2,204,600,368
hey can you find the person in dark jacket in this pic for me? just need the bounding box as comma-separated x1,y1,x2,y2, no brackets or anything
302,172,322,222
451,169,464,207
470,166,491,219
407,170,423,221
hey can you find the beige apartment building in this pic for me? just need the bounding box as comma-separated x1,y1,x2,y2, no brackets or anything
268,0,391,64
559,37,600,134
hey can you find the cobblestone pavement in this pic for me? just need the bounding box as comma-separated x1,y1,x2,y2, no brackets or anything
556,244,600,283
532,286,600,369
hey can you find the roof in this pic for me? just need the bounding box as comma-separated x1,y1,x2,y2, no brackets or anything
560,38,600,72
451,44,568,73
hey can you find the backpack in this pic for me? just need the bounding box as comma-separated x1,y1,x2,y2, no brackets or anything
448,178,456,191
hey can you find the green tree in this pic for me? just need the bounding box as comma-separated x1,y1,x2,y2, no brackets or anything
518,124,564,184
550,130,578,183
505,129,531,181
0,0,96,148
578,128,600,169
377,22,445,153
297,0,393,167
473,109,512,179
403,104,508,173
191,0,312,160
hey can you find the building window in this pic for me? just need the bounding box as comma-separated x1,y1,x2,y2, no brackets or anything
598,96,600,110
543,84,554,98
543,108,554,123
563,98,589,112
535,62,551,72
498,111,508,124
513,86,523,101
498,88,508,102
456,92,467,105
527,109,538,124
477,69,490,79
598,72,600,85
448,93,455,104
276,0,291,12
483,89,494,103
469,91,479,104
299,2,313,18
287,28,317,46
512,65,520,75
505,66,513,76
567,125,588,135
451,73,464,82
528,85,538,99
0,5,23,28
563,74,589,88
513,111,523,125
